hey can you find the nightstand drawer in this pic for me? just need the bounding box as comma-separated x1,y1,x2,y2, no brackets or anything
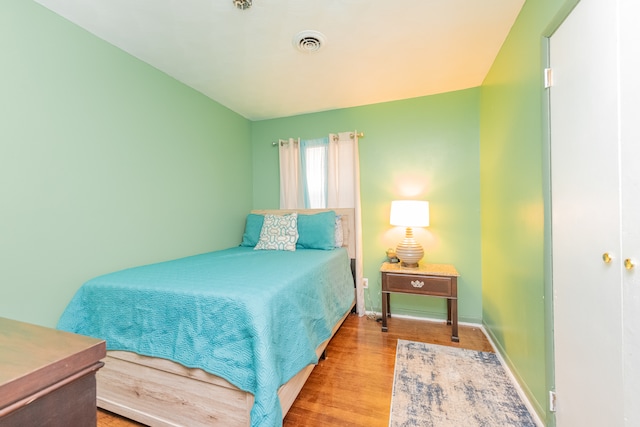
383,273,452,297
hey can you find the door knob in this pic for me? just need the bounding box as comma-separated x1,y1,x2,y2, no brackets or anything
625,259,635,270
603,253,613,264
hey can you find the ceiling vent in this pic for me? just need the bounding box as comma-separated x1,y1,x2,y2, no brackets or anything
293,30,326,53
233,0,252,10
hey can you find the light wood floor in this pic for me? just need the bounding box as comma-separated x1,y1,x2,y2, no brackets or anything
97,314,493,426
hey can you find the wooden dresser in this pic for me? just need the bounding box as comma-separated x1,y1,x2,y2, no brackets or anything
0,317,106,427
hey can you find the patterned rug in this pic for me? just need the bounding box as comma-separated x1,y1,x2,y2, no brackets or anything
389,340,537,427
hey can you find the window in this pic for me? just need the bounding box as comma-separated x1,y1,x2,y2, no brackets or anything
300,138,329,209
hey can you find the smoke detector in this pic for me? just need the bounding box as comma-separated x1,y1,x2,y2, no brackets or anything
293,30,326,53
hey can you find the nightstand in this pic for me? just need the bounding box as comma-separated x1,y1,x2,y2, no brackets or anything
380,262,460,342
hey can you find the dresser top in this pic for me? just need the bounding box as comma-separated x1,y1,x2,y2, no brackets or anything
380,262,459,277
0,317,105,409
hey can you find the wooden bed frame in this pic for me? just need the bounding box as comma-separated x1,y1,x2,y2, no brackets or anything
96,208,357,426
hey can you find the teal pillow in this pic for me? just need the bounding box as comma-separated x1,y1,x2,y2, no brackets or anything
296,211,336,250
240,214,264,247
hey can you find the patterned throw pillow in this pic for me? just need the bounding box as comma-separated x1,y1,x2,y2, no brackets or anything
254,213,299,251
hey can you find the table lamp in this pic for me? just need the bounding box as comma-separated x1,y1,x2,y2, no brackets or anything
390,200,430,268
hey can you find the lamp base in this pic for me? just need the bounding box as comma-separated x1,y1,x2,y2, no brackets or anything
400,261,419,268
395,227,424,269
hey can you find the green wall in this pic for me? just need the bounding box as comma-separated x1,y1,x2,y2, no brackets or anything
0,0,252,328
251,89,483,324
479,0,573,424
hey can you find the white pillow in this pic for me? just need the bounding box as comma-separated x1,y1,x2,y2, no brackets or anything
254,213,299,251
334,215,344,248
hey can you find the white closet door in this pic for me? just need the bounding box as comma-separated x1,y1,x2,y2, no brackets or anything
620,0,640,424
550,0,624,425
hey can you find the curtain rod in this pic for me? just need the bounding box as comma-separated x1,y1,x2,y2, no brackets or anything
271,131,364,146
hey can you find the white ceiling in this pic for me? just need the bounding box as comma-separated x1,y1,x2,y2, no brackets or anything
33,0,525,121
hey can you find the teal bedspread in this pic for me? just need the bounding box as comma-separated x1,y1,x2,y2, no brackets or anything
57,246,355,427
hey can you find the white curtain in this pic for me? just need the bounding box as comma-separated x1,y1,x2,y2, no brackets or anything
278,131,365,316
278,138,303,209
328,132,365,316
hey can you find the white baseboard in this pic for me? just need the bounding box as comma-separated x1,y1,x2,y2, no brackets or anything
362,310,482,326
480,325,545,427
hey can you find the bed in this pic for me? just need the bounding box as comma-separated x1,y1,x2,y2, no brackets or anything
57,208,356,427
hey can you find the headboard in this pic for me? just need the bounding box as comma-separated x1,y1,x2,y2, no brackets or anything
250,208,356,260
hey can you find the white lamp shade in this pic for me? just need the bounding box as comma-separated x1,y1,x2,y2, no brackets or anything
390,200,430,227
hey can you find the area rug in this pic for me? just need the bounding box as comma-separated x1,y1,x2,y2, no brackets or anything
389,340,537,427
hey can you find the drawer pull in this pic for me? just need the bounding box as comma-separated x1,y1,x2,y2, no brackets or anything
411,280,425,288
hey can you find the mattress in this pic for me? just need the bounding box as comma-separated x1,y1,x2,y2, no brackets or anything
57,246,355,426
